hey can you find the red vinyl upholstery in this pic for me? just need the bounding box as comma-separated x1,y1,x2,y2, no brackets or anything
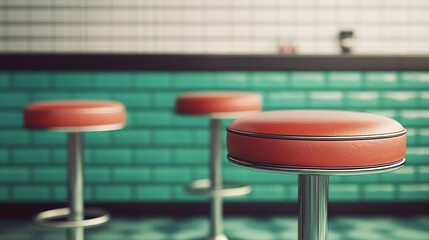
24,100,126,131
227,110,406,168
176,92,261,116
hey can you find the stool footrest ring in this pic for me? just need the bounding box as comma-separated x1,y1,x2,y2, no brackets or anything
34,207,110,229
186,179,251,197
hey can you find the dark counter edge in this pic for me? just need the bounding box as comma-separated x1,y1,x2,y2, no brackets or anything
1,202,428,219
1,53,429,71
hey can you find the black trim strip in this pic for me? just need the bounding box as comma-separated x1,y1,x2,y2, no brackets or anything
1,203,428,219
227,128,407,141
1,54,429,71
228,155,405,175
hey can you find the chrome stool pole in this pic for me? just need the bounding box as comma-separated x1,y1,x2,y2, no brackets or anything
34,132,110,230
209,119,225,240
186,117,251,240
67,132,84,240
175,92,261,240
298,175,328,240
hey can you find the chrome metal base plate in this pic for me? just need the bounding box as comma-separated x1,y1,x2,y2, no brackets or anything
206,234,229,240
34,207,110,228
186,179,252,197
228,155,405,176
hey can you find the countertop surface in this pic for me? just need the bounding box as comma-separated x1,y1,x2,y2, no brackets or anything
1,53,429,71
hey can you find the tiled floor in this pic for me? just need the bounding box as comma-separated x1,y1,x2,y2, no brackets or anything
1,216,428,240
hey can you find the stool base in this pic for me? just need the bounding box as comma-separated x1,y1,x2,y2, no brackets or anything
34,207,110,228
207,234,228,240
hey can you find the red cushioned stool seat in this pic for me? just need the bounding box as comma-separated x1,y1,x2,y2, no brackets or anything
227,110,406,240
227,110,406,170
24,100,126,131
176,91,261,118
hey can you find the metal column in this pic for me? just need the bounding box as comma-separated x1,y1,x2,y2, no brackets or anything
67,132,84,240
209,118,226,240
298,175,328,240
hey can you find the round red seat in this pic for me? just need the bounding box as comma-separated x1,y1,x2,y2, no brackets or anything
176,91,261,117
227,110,406,169
24,100,126,131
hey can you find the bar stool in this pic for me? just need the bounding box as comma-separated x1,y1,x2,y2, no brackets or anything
24,100,126,239
175,91,262,240
226,110,406,240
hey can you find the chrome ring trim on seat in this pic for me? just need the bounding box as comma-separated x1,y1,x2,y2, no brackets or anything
176,110,259,119
228,155,405,176
25,104,125,114
34,207,110,228
227,128,407,141
186,179,252,197
26,123,125,132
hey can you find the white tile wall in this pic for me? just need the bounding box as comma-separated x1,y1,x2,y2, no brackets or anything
0,0,428,54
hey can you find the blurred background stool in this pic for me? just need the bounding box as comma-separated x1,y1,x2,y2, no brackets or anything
176,92,262,240
24,100,126,240
227,110,406,240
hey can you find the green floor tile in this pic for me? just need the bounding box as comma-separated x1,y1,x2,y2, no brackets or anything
1,216,429,240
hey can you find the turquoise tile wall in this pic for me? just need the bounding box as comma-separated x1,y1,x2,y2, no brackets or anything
0,71,429,202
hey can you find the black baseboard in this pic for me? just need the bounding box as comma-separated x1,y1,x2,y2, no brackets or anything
1,202,428,219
